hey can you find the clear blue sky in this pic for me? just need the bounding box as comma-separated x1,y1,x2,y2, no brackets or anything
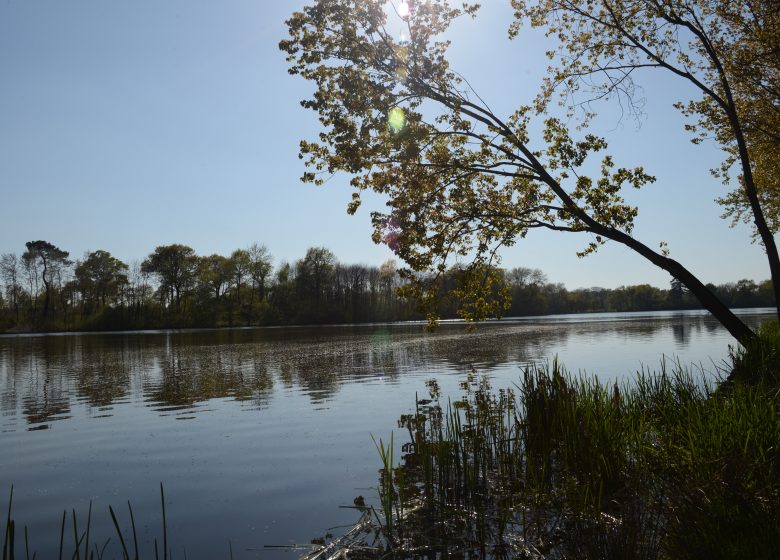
0,1,775,289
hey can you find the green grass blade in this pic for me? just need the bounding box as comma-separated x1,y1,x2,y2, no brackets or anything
127,502,138,560
71,509,80,560
84,502,91,560
108,506,129,560
3,485,13,560
58,511,65,560
159,484,167,560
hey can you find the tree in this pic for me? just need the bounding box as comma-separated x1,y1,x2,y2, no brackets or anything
280,0,765,341
126,260,151,312
247,243,273,302
75,250,129,311
20,250,39,311
510,0,780,321
22,240,72,317
506,267,550,316
296,247,337,319
379,259,400,318
270,262,296,321
0,253,22,320
198,254,231,301
228,249,252,324
141,244,198,308
507,267,547,288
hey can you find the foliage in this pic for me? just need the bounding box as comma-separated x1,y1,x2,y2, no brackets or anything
729,320,780,385
141,244,199,309
74,250,129,313
22,240,72,317
0,240,773,333
349,331,780,559
0,241,418,331
510,0,780,318
280,0,768,342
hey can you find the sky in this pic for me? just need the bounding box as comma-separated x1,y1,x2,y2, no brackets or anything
0,0,776,290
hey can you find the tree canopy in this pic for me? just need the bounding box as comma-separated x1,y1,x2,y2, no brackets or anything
280,0,779,341
512,0,780,313
75,250,128,311
0,238,772,333
22,240,71,317
141,244,199,308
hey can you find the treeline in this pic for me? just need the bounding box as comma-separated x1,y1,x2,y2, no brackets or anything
0,240,774,333
0,242,412,332
499,269,775,317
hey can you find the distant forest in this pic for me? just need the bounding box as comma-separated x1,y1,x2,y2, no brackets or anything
0,240,775,333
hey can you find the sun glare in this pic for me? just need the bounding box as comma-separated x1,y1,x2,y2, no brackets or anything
388,107,406,132
398,1,410,18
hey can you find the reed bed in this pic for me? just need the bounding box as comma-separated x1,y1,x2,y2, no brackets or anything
339,323,780,559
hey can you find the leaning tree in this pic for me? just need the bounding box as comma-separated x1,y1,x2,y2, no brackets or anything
280,0,778,342
512,0,780,319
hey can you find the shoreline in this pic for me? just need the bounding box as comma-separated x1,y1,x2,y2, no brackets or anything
2,306,776,338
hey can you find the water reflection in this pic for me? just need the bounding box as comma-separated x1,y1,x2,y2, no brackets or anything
0,310,775,559
672,321,691,347
0,310,773,429
145,344,274,411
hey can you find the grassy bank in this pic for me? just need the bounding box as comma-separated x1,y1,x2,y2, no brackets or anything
326,322,780,559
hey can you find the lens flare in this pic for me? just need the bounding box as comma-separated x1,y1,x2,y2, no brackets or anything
388,107,406,132
398,1,410,18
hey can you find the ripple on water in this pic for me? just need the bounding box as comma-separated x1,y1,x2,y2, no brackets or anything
0,310,774,558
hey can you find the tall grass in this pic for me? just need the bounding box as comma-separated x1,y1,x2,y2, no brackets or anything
2,484,180,560
372,433,397,539
361,324,780,559
729,321,780,385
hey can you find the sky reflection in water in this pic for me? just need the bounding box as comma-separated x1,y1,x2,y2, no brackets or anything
0,310,773,558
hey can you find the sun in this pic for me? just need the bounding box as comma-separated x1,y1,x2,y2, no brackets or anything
388,107,406,132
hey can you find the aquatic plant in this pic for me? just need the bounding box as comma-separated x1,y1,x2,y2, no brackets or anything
325,325,780,559
2,484,183,560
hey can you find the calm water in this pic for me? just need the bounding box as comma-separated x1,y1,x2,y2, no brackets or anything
1,309,774,558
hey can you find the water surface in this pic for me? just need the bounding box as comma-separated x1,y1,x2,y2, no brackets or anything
1,309,773,558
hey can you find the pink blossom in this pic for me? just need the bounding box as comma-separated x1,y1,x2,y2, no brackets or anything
380,214,403,254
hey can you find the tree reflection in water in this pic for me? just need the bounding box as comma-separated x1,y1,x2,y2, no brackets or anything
0,311,772,429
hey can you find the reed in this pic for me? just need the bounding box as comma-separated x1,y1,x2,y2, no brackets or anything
2,485,174,560
360,323,780,559
371,433,396,540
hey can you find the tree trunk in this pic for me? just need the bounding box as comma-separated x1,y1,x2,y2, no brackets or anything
608,228,755,342
729,116,780,324
41,264,50,318
705,41,780,324
531,166,757,344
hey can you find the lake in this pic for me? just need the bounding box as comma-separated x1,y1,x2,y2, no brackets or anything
1,309,774,558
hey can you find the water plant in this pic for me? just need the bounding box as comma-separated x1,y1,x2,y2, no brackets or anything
371,433,396,539
2,484,179,560
331,324,780,559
